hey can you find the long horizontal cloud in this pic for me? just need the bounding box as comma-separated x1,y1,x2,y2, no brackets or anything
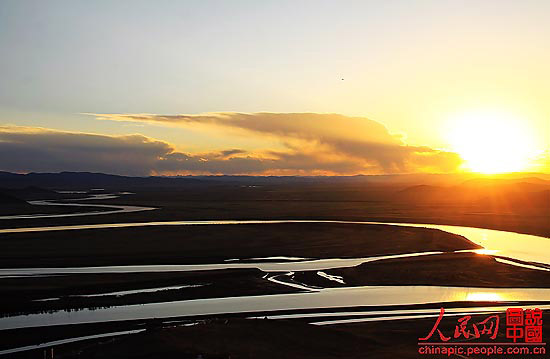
1,112,463,175
0,126,367,175
95,112,463,173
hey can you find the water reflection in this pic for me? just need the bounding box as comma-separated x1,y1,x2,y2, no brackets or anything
0,251,445,277
473,249,499,255
367,222,550,266
2,286,550,331
0,193,155,220
464,292,506,302
1,220,548,267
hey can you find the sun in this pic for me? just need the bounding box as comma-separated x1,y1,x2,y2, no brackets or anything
446,110,536,174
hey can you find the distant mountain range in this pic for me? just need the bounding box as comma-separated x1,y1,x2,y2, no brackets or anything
0,171,208,190
0,171,549,193
397,177,550,207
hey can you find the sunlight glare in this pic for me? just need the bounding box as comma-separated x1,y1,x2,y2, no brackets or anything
446,110,536,173
465,292,506,302
473,249,500,255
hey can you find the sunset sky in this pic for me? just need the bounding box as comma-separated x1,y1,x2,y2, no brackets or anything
1,0,549,175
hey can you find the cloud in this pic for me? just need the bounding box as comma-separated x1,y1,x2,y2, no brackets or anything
94,112,463,173
0,112,463,175
0,125,367,175
94,112,400,145
0,126,172,176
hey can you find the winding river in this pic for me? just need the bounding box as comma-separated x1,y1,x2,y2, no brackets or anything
2,286,550,331
1,194,549,353
2,219,550,266
0,193,155,220
1,219,550,333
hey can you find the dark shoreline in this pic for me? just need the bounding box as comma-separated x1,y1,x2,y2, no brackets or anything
0,222,479,268
3,252,550,318
0,268,298,317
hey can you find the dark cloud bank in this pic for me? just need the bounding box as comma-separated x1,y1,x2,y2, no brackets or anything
1,113,462,175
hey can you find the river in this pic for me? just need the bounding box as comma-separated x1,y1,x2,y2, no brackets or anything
1,195,549,353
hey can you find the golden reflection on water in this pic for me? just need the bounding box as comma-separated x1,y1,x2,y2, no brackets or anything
465,292,507,302
473,249,500,255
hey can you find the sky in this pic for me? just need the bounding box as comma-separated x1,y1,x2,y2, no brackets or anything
1,0,549,175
